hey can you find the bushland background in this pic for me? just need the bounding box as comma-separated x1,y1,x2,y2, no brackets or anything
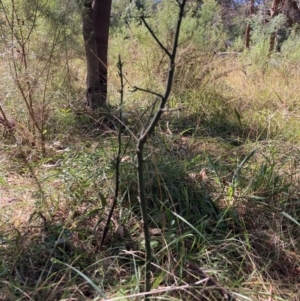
1,0,300,300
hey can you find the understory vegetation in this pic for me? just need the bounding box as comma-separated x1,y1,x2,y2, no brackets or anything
1,0,300,300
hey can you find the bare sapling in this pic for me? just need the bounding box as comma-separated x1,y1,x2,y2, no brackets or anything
134,0,187,296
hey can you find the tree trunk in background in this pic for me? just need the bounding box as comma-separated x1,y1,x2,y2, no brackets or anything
82,2,102,109
282,0,300,25
245,24,251,49
245,0,254,49
92,0,112,108
82,0,112,109
269,0,282,53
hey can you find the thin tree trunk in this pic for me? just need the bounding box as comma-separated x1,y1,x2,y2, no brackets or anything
245,24,251,49
245,0,254,49
269,32,276,53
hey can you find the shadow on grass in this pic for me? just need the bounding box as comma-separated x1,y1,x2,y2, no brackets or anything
2,93,300,300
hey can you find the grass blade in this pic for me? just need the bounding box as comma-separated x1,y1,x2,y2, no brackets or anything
51,258,107,299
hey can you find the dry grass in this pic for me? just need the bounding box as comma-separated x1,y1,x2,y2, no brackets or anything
1,6,300,300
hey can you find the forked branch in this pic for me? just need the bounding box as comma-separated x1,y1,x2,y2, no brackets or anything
136,0,187,297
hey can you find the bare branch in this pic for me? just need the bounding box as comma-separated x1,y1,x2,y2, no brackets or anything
132,86,164,100
140,16,171,57
161,106,185,112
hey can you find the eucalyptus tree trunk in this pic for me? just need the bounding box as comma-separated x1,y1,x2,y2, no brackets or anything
82,0,112,109
282,0,300,25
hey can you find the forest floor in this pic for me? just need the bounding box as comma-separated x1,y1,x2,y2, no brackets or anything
1,54,300,301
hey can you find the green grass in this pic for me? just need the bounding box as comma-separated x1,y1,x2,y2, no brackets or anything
1,6,300,300
2,93,300,301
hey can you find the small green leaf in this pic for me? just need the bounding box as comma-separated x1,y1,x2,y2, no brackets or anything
228,185,234,199
84,208,102,219
98,192,107,207
150,240,159,249
0,177,6,185
234,107,242,126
